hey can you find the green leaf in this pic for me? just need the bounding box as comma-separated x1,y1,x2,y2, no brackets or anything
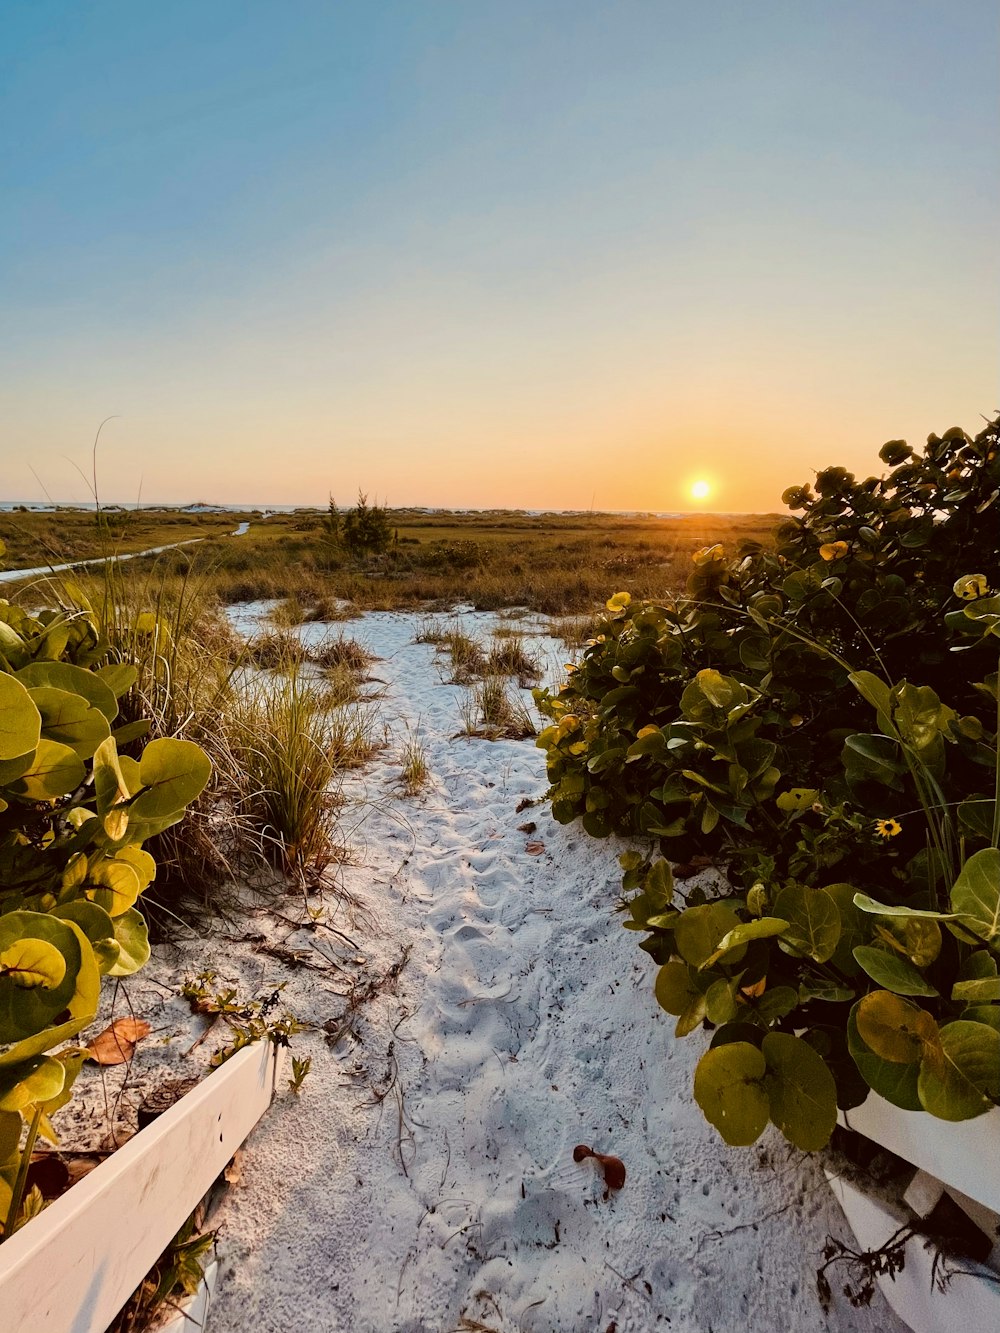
824,883,868,977
674,902,743,968
846,1006,921,1110
27,686,111,760
85,859,142,917
773,884,840,962
852,893,959,922
762,1032,838,1151
7,739,86,801
0,938,67,990
701,917,790,970
0,673,41,761
654,960,700,1017
644,859,674,911
15,661,118,721
0,1056,66,1113
754,985,801,1024
132,738,211,817
918,1021,1000,1120
95,663,138,698
108,909,151,977
693,1042,769,1146
853,946,938,997
776,788,819,813
52,901,119,975
950,849,1000,946
842,733,905,790
849,671,893,719
0,914,98,1045
704,977,740,1025
952,977,1000,1004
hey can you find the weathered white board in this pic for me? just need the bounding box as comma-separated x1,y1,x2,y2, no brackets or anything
827,1169,1000,1333
0,1040,283,1333
839,1095,1000,1214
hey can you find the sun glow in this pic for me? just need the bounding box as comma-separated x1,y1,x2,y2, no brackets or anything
690,479,711,502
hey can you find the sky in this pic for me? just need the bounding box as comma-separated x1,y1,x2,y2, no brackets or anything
1,1,997,511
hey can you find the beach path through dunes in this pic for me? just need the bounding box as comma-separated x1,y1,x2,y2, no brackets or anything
198,607,905,1333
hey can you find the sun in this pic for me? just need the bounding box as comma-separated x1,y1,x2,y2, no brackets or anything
690,479,711,502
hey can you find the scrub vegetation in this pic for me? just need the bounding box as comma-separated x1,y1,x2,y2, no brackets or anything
536,415,1000,1149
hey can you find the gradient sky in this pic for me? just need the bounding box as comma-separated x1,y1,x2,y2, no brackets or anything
1,1,997,510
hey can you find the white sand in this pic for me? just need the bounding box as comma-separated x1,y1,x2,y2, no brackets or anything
111,608,904,1332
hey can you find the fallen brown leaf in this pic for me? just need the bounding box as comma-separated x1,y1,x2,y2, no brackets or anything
86,1017,151,1065
525,841,545,855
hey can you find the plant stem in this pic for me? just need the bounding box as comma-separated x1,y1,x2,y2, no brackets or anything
2,1105,43,1243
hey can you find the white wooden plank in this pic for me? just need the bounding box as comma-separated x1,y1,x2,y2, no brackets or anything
0,1040,282,1333
839,1095,1000,1214
827,1169,1000,1333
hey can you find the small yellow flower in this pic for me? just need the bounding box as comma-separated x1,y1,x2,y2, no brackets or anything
606,591,631,612
874,818,902,839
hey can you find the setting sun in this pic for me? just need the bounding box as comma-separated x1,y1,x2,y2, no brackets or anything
690,479,711,502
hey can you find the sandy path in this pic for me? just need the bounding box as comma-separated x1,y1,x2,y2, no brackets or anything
187,609,904,1333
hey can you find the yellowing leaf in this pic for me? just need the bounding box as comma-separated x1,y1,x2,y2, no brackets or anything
0,938,66,990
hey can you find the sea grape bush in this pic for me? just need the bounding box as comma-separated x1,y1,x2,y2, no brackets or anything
0,600,210,1237
536,416,1000,1151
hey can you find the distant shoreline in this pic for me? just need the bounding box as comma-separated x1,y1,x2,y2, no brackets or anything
0,500,779,519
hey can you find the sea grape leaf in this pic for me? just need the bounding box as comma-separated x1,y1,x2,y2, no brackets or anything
693,1043,769,1146
27,685,110,759
761,1032,838,1151
7,739,85,801
952,977,1000,1004
704,977,740,1025
108,909,151,977
846,1007,921,1110
950,849,1000,946
0,937,66,990
852,893,959,922
0,672,41,761
852,946,938,997
700,917,790,970
654,961,700,1016
824,883,868,976
85,859,142,917
855,990,938,1064
674,902,743,968
773,884,840,962
132,738,211,818
0,1055,66,1113
0,914,97,1045
918,1021,1000,1121
52,901,119,974
15,661,118,722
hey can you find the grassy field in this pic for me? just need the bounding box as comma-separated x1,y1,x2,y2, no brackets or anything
5,506,779,617
0,507,253,569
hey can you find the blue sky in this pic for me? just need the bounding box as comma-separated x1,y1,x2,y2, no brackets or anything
1,2,997,508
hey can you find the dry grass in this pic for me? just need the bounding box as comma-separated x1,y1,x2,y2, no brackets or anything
398,729,430,795
6,508,777,620
460,675,537,740
484,634,541,686
445,630,488,683
313,635,374,674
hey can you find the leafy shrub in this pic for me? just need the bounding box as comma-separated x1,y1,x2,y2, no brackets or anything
0,600,210,1237
536,416,1000,1149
